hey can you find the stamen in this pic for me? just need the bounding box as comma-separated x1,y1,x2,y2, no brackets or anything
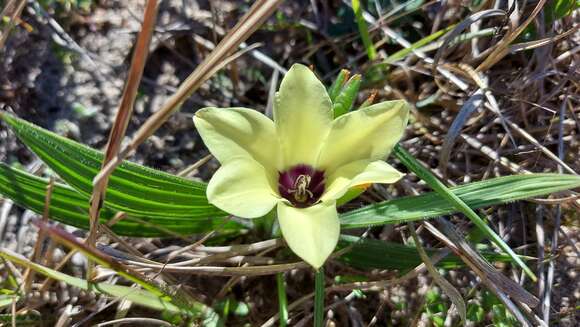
288,174,312,202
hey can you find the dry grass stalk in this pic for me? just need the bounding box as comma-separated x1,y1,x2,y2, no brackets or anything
87,0,159,247
22,176,55,293
93,0,284,187
0,0,26,50
476,0,548,72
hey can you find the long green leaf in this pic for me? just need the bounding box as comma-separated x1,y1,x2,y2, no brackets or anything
0,112,225,220
340,173,580,229
1,162,578,238
0,163,240,237
337,235,520,271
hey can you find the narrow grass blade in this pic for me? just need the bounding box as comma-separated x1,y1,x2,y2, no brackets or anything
35,221,218,319
439,90,485,175
393,145,537,281
0,249,188,315
476,0,548,72
382,24,456,65
0,294,18,309
352,0,376,60
339,173,580,228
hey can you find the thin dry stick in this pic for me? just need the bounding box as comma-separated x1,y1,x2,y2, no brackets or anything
97,225,203,313
542,97,568,324
87,0,159,247
39,249,77,292
177,154,212,177
93,0,284,186
22,176,54,292
215,245,282,298
0,0,26,50
95,318,172,327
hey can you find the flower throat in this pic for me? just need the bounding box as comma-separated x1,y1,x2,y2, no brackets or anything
278,164,325,208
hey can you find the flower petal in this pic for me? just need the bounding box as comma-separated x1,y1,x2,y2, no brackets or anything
317,100,409,172
207,157,279,218
277,202,339,268
274,64,333,167
193,107,279,171
321,160,404,202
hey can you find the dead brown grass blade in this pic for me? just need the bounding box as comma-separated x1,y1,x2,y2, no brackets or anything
508,26,579,53
34,220,173,299
424,220,537,325
0,0,26,50
424,219,539,308
408,222,466,325
476,0,548,72
87,0,159,245
93,0,284,186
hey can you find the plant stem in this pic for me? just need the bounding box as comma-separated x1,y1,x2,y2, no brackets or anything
314,267,325,327
276,273,288,327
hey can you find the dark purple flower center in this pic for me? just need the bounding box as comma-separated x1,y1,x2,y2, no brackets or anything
278,164,325,208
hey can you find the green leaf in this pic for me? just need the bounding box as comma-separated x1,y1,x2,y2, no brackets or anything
382,24,456,65
327,69,349,102
340,173,580,229
467,303,485,322
337,235,519,271
2,161,578,239
0,112,226,220
0,294,18,309
352,0,376,60
0,163,240,237
0,312,41,326
333,74,362,118
392,145,537,280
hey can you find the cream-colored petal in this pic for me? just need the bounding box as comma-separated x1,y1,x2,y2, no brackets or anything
321,160,404,202
317,100,409,172
207,157,279,219
277,202,340,268
193,107,279,171
274,64,333,168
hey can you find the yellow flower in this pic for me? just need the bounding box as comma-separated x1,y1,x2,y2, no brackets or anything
194,64,409,268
